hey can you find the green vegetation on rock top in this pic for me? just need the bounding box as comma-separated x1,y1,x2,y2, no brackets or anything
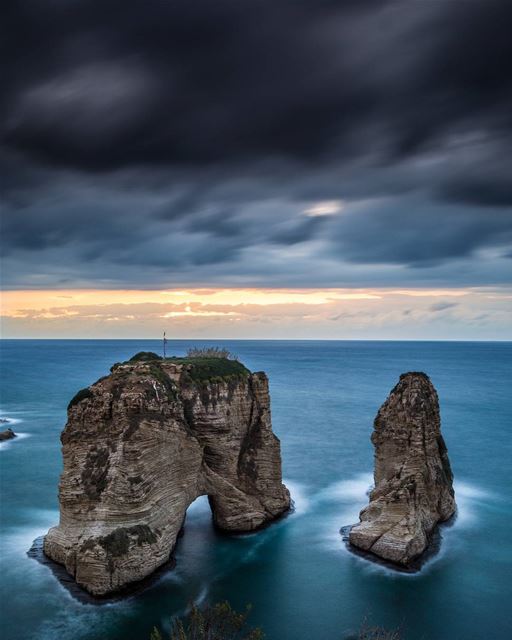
67,353,251,412
129,352,162,362
166,356,250,383
105,348,250,390
124,351,250,384
148,363,177,402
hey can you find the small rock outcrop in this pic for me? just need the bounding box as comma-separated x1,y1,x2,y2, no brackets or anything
44,353,290,596
349,372,456,567
0,427,17,441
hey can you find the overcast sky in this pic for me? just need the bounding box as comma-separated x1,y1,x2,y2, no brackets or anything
1,1,511,338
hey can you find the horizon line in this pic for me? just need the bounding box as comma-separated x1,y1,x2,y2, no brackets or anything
1,337,510,343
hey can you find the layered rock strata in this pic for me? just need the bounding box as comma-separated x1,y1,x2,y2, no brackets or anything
349,372,456,567
44,353,290,596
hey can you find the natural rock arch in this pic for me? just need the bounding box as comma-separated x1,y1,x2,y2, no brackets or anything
44,354,290,596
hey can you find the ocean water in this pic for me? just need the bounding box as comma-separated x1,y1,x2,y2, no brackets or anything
0,340,511,640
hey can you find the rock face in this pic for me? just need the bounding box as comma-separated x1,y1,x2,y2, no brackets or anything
349,372,456,567
44,353,290,596
0,427,17,441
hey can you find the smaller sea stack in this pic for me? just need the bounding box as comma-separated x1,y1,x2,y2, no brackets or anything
349,372,456,567
0,427,17,441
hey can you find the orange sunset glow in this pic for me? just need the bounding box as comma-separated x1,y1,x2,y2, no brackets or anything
2,287,510,340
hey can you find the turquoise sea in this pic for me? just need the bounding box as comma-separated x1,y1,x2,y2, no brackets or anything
0,340,511,640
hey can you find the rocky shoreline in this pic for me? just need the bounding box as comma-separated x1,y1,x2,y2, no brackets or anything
29,535,178,604
341,510,458,573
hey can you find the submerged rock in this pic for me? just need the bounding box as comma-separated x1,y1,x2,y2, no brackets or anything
349,372,456,567
0,427,17,441
44,353,290,596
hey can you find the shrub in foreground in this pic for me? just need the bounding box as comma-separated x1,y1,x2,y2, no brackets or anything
351,622,402,640
150,602,263,640
148,601,401,640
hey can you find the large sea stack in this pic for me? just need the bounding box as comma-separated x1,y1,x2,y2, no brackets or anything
44,353,290,596
349,372,456,567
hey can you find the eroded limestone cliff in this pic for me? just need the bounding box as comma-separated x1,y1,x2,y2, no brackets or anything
349,372,456,567
44,353,290,596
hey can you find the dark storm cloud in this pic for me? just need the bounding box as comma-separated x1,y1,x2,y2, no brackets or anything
1,0,512,288
329,197,512,267
440,178,512,209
